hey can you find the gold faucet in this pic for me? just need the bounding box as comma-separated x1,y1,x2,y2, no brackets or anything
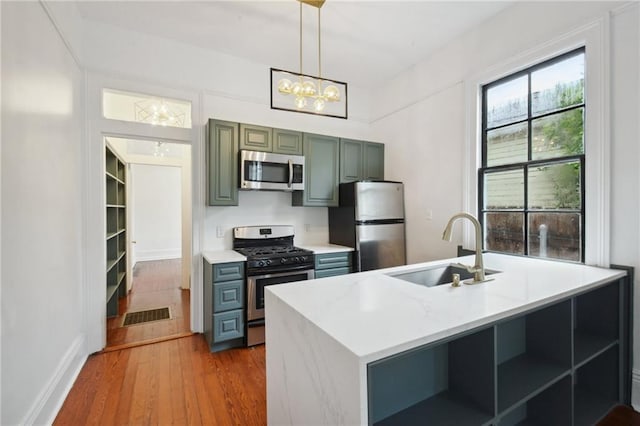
442,212,490,284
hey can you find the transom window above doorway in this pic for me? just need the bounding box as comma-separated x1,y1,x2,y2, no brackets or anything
102,88,192,129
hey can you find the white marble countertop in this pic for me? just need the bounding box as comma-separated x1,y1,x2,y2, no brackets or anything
202,250,246,264
266,253,626,363
297,243,354,254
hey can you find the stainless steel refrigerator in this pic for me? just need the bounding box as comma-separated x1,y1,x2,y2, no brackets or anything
329,181,406,272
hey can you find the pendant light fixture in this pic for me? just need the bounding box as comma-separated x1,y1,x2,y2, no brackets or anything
276,0,340,113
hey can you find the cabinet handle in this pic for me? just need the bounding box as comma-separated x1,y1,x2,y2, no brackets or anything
287,159,293,188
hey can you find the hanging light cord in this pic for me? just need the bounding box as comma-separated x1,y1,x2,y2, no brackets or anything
318,6,322,81
299,2,303,76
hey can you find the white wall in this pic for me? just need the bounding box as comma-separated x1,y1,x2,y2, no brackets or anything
131,164,182,262
372,0,640,406
610,4,640,405
1,2,86,424
204,191,329,250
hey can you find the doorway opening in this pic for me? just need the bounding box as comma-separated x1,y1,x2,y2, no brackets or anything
104,137,192,348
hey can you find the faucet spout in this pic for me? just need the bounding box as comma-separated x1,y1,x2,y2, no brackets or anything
442,212,487,283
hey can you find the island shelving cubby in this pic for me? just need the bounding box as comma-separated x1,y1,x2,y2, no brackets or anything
105,145,127,317
367,279,630,426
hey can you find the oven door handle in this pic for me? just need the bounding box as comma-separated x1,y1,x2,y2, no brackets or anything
287,159,293,188
248,266,315,279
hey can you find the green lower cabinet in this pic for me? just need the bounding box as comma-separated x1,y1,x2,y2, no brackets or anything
292,133,340,207
213,310,244,342
315,267,350,279
204,260,246,352
212,280,243,312
314,252,352,278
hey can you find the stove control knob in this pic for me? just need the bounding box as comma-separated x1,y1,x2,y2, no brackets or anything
280,258,286,264
300,256,306,262
265,259,272,265
258,261,265,267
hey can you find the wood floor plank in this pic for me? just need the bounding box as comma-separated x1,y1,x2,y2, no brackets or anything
111,345,140,425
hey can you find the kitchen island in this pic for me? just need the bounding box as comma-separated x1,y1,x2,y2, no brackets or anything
265,253,631,425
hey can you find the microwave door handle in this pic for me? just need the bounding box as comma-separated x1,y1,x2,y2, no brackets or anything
288,159,293,188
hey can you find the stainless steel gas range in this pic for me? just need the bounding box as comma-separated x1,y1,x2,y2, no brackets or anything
233,225,314,346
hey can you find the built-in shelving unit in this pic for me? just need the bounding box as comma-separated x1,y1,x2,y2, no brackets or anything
105,145,127,317
367,280,628,426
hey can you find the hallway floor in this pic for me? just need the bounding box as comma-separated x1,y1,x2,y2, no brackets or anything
54,336,266,425
107,259,190,348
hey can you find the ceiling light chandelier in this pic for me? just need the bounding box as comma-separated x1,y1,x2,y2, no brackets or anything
152,141,169,157
134,99,186,127
277,0,340,113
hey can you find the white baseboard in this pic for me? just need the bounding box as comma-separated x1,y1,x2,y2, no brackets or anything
134,248,181,263
632,368,640,411
22,334,87,425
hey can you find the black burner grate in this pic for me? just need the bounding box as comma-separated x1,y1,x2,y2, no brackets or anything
122,307,171,326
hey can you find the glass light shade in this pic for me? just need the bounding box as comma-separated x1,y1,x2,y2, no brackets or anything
294,96,307,109
313,98,326,112
278,78,293,94
323,85,340,101
302,81,316,96
291,82,303,95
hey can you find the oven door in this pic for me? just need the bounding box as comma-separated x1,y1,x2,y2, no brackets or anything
240,150,304,191
247,269,314,321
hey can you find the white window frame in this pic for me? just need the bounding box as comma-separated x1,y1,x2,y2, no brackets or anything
463,17,610,267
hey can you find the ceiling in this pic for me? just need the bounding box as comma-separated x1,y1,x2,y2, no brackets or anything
76,1,514,88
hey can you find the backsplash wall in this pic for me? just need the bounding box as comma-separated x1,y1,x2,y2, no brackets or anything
203,190,329,251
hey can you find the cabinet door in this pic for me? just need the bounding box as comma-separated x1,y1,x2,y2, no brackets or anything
213,262,244,282
293,133,339,207
207,120,239,206
213,310,244,342
240,123,272,152
273,128,303,155
364,142,385,180
213,280,244,313
315,252,351,270
339,138,364,183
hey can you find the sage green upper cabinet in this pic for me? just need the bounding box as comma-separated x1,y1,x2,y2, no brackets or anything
273,128,303,155
240,123,272,152
339,139,364,183
339,139,385,182
207,119,239,206
292,133,339,207
364,141,385,180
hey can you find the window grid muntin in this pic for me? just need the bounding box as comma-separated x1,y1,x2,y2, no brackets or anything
480,48,585,262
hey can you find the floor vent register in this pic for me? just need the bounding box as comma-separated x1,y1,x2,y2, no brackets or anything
122,307,171,326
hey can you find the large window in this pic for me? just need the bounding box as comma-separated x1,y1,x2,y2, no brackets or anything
480,49,585,262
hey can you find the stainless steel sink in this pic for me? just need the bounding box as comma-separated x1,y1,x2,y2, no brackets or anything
387,263,500,287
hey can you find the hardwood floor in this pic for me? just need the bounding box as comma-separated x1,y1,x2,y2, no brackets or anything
598,404,640,425
54,332,638,425
54,335,267,425
107,259,190,347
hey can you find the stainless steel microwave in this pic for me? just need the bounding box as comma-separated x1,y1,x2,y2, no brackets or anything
239,150,305,191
